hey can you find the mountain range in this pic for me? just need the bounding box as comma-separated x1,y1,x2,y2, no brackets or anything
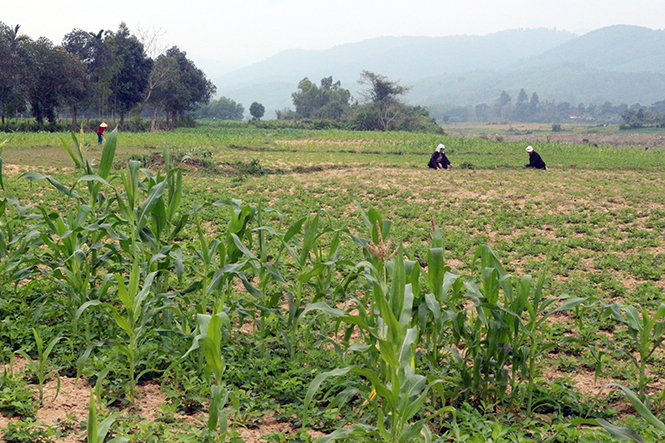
213,25,665,119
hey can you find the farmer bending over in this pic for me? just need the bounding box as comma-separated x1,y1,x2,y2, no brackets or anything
525,146,546,170
428,144,452,170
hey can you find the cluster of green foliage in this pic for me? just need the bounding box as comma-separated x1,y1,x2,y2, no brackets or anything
0,22,215,128
277,71,443,133
620,100,665,129
195,97,245,121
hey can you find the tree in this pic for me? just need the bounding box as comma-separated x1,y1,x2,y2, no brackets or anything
514,88,529,121
529,92,540,120
359,70,409,104
249,102,265,120
0,23,29,123
196,97,244,120
107,22,153,123
355,71,411,131
350,71,440,132
62,28,115,119
150,46,216,126
24,37,87,125
291,76,350,119
475,103,489,120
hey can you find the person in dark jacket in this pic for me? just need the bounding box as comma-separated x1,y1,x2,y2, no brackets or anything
428,144,452,170
525,146,546,170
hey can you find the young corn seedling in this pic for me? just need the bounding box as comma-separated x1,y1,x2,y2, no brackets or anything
16,328,64,404
76,263,175,401
182,311,239,442
605,303,665,399
86,389,127,443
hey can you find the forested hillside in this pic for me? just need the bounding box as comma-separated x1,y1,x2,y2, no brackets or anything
216,25,665,119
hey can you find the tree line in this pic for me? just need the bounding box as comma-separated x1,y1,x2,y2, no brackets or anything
0,22,215,130
429,88,665,126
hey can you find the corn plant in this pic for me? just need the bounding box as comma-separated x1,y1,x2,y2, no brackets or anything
303,245,448,442
86,389,127,443
76,264,176,400
511,270,588,414
605,303,665,399
276,211,350,333
16,328,64,404
434,245,588,411
31,205,117,318
61,127,117,210
182,311,238,442
576,383,665,443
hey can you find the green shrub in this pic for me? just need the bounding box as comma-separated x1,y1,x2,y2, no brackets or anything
3,419,56,443
0,372,39,417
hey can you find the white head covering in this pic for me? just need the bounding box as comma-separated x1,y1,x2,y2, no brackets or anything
526,146,534,153
436,144,445,152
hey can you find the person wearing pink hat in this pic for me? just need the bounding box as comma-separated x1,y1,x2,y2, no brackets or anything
525,146,547,170
97,122,108,145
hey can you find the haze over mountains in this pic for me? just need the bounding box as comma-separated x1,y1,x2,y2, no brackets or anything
214,25,665,119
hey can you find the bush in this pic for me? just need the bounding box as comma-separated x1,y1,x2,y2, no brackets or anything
3,420,56,443
0,373,39,417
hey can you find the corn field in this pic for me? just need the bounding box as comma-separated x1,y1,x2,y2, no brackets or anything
0,124,663,442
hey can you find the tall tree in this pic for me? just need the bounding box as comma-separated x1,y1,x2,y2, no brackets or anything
151,46,215,126
107,23,152,123
514,88,529,121
356,70,411,130
0,23,29,123
529,92,540,120
24,38,86,124
62,28,114,119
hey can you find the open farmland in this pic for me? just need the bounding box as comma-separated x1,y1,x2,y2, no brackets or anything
0,122,664,442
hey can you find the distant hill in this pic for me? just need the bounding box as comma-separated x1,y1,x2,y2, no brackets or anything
410,67,665,106
215,28,575,116
213,25,665,119
513,25,665,73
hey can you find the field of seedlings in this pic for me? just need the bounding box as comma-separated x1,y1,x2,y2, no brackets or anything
0,121,664,442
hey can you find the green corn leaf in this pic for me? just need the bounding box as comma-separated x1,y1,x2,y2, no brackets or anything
98,129,117,180
298,263,326,283
390,246,406,321
77,174,111,187
97,412,125,443
166,169,182,222
424,293,442,320
604,383,665,433
136,180,166,233
552,296,588,313
594,418,645,443
378,338,400,368
88,389,97,443
300,213,320,266
61,133,83,169
230,233,256,259
427,247,445,300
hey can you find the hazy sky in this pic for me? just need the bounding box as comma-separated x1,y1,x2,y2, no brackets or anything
4,0,664,75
